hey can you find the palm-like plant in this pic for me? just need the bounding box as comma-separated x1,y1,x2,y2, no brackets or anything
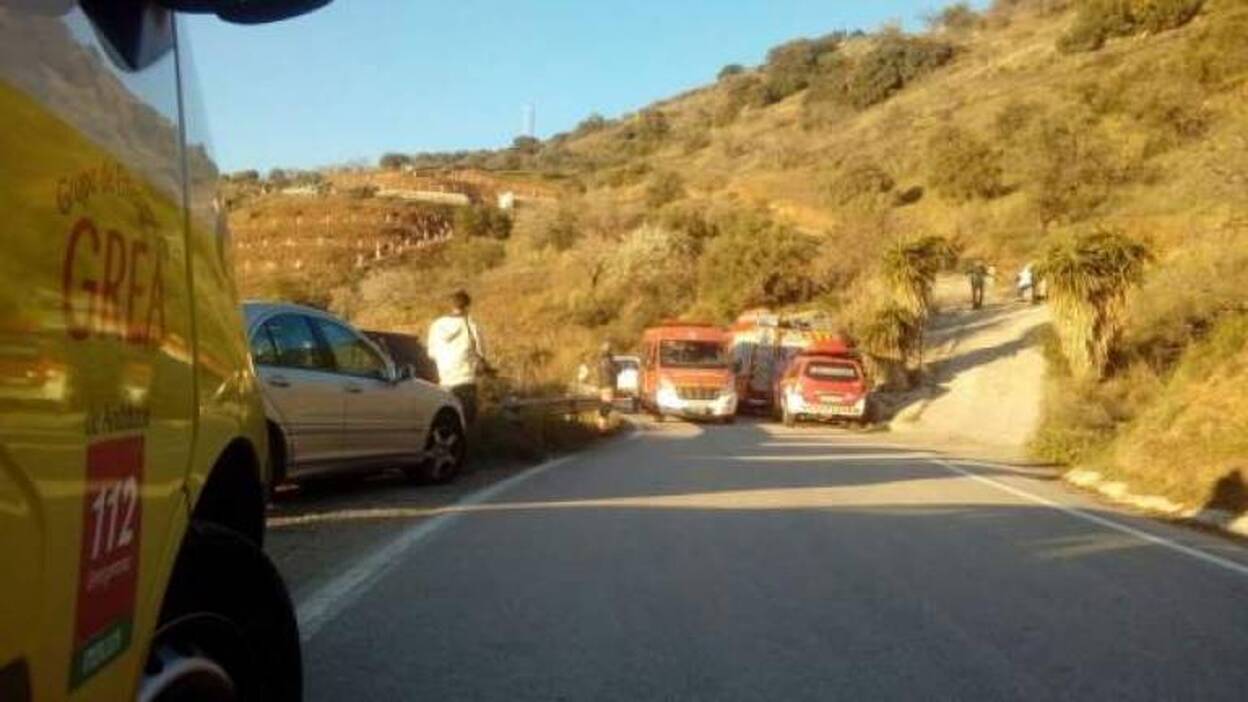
881,235,957,318
858,304,922,387
1037,228,1152,379
879,235,957,375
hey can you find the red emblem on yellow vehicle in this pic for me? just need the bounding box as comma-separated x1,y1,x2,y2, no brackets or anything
70,435,144,689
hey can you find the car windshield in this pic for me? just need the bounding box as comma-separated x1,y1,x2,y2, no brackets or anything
806,361,859,381
660,340,727,368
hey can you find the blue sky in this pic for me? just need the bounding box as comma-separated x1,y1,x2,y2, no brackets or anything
185,1,968,172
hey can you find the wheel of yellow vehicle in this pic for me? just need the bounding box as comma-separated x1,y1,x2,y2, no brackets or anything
406,410,466,484
142,522,300,702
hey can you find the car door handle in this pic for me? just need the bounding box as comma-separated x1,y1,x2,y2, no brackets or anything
267,376,291,388
344,385,363,394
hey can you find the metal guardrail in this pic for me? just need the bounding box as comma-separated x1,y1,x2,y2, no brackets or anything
501,395,603,421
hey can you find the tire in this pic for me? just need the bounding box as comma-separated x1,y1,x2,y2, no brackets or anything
406,410,466,484
142,522,300,702
859,396,878,427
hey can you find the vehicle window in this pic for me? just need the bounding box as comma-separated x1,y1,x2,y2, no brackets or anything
263,315,333,371
807,362,860,381
250,326,280,366
314,319,389,380
659,340,728,369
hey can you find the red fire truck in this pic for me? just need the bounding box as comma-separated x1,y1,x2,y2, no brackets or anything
728,310,849,414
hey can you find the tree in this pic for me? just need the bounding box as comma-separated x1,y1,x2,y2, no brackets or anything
1037,228,1152,379
697,214,818,319
379,152,412,170
846,36,955,108
927,3,981,31
718,63,746,80
575,113,609,134
512,135,541,154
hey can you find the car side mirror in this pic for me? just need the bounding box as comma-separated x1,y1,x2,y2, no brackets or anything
158,0,331,24
394,364,417,383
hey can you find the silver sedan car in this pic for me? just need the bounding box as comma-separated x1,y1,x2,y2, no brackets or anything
244,302,467,485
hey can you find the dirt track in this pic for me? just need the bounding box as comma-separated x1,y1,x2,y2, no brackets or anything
888,275,1050,460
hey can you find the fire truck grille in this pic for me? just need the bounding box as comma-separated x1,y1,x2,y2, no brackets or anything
677,386,720,401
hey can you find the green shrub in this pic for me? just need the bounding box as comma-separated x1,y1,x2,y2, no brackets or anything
1178,6,1248,87
682,129,713,154
512,135,541,154
994,99,1040,142
645,171,686,209
1134,0,1204,32
714,73,762,125
761,36,840,101
696,213,819,319
597,161,652,188
825,159,896,205
454,204,513,240
926,126,1006,201
631,110,670,145
1058,0,1203,53
1026,117,1123,225
566,292,621,328
1124,233,1248,368
447,237,506,275
344,184,378,199
927,3,983,30
574,113,609,135
846,36,955,108
718,63,746,80
379,152,411,170
535,209,581,252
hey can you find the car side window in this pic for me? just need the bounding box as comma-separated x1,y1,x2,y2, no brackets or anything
313,319,389,380
263,314,333,371
250,325,280,366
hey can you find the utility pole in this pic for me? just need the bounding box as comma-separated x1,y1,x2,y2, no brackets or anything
522,103,536,138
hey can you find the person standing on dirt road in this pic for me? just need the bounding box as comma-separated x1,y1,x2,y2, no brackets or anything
427,290,490,424
967,261,988,310
1016,263,1036,303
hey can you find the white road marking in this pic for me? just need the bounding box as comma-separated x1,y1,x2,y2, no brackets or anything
295,452,571,641
936,459,1248,579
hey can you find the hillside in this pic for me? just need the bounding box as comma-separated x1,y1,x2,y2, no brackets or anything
231,0,1248,513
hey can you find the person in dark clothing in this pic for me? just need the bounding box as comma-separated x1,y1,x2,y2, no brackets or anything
596,342,617,427
967,261,988,310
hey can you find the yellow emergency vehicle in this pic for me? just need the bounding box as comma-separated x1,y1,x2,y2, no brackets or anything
1,2,329,699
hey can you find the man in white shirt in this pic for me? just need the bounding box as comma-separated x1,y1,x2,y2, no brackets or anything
427,290,489,423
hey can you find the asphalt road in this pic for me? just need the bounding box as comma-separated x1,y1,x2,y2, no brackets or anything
270,420,1248,701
